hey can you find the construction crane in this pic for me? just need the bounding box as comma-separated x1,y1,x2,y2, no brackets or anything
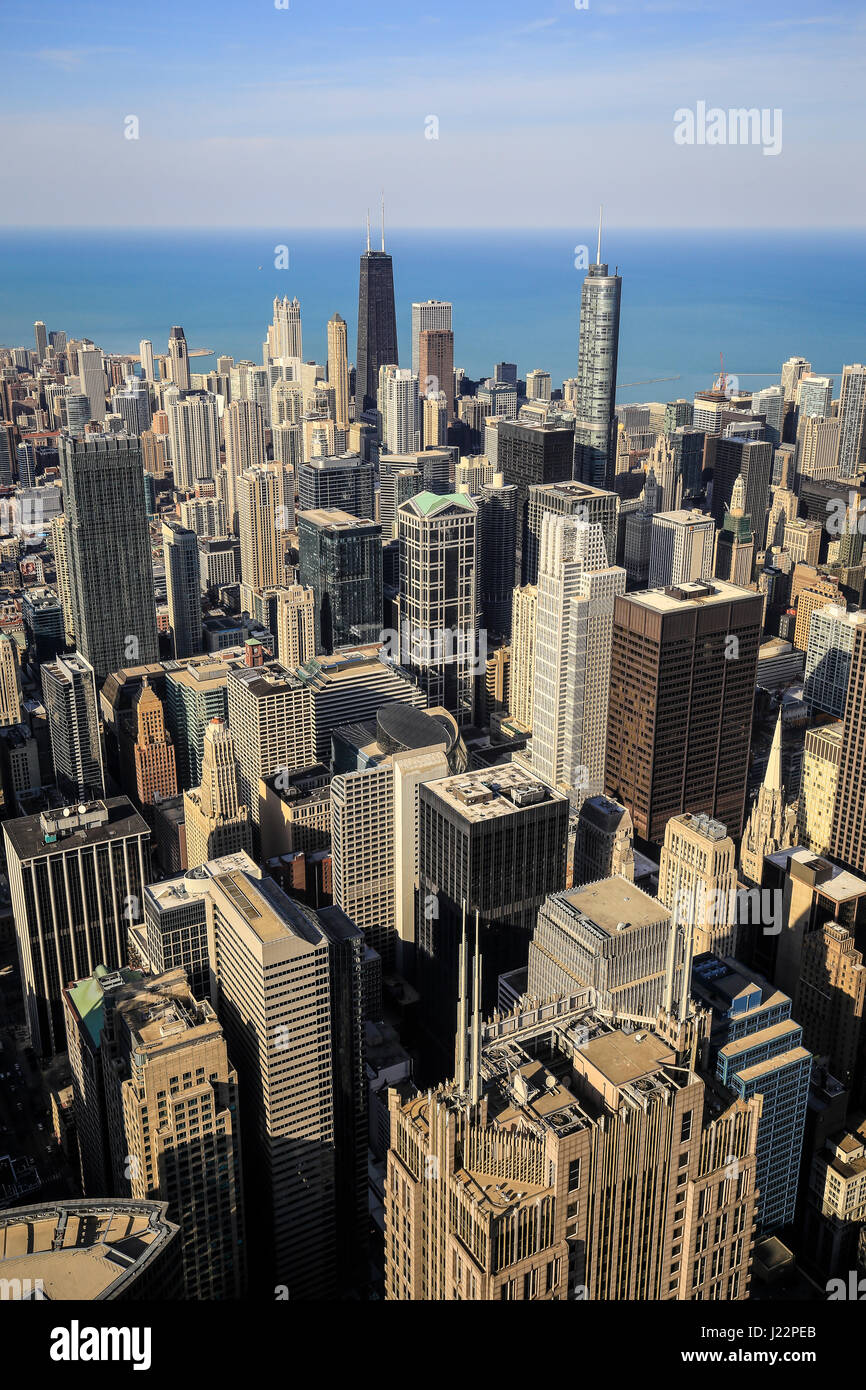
616,375,680,390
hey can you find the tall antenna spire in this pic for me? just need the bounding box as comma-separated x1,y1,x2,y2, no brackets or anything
597,204,603,265
381,190,386,252
366,209,371,253
470,909,482,1106
455,902,468,1094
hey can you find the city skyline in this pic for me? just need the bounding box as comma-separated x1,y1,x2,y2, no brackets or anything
1,0,865,1334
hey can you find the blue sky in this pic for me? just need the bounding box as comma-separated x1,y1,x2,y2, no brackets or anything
3,0,864,227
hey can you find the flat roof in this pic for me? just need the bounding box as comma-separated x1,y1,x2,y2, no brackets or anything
211,870,324,951
428,764,563,821
624,579,757,613
580,1029,675,1087
3,796,148,861
561,876,669,936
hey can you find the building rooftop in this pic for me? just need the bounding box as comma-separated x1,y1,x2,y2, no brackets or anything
3,797,148,860
428,764,563,821
559,876,669,938
211,869,324,951
580,1029,675,1087
0,1200,178,1300
297,508,374,529
402,491,476,516
625,578,757,613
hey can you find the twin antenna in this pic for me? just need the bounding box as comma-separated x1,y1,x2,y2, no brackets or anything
454,901,483,1106
365,193,387,253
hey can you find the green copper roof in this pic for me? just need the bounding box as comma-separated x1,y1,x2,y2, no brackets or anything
67,965,144,1048
409,491,475,515
68,975,108,1048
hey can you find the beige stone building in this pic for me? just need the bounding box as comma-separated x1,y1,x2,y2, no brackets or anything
798,721,844,855
385,994,759,1301
658,812,739,958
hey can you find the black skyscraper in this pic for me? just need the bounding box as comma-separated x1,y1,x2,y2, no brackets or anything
356,215,398,413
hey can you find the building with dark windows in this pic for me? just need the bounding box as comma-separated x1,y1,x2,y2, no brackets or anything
297,508,382,654
162,521,202,659
605,580,762,844
357,239,398,413
495,421,574,580
59,432,159,683
296,452,375,518
4,799,150,1055
41,652,105,803
706,435,773,535
416,763,568,1075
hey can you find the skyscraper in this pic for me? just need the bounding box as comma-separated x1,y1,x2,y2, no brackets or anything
297,509,382,654
207,869,338,1295
605,581,762,842
331,706,451,970
139,338,155,383
381,367,420,453
416,763,568,1068
418,329,455,418
397,492,479,724
34,320,47,362
411,299,452,376
326,312,350,430
830,621,866,875
714,475,755,586
835,363,866,479
113,376,151,436
0,634,21,728
525,480,618,587
237,465,292,591
497,421,575,579
183,716,253,867
530,515,625,801
275,584,316,667
573,218,622,487
41,653,106,803
63,965,246,1298
356,212,398,412
168,325,191,391
4,799,150,1054
167,390,221,492
133,677,178,808
706,436,773,532
296,453,374,517
76,344,106,422
508,585,537,729
225,660,315,817
59,433,159,683
475,475,519,639
385,997,760,1300
798,721,844,857
692,955,812,1234
162,521,202,659
804,605,866,718
657,812,739,958
269,296,303,360
648,510,715,589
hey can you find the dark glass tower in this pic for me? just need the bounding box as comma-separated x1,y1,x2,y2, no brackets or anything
356,214,398,412
59,433,160,684
573,217,622,489
297,509,383,654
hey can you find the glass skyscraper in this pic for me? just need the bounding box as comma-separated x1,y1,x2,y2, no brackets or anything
59,432,159,683
573,244,622,489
